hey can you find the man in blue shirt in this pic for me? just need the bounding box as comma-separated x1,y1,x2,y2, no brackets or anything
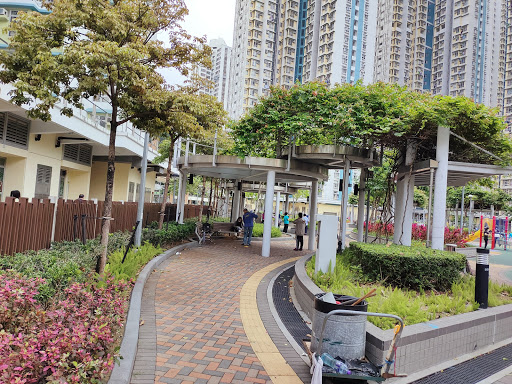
242,208,258,246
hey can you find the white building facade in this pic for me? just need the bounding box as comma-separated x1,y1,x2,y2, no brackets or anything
303,0,377,85
196,38,232,111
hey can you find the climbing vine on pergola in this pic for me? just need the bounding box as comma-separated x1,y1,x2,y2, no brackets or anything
230,82,512,166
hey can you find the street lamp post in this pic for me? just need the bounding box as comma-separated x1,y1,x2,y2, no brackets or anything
468,195,475,233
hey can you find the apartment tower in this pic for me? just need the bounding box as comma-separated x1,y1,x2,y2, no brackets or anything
196,38,232,110
228,0,378,119
228,0,280,119
374,0,504,107
303,0,377,85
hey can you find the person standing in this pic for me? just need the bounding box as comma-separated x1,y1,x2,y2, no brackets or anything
283,212,289,233
294,213,306,251
242,208,258,246
484,223,490,249
304,214,309,234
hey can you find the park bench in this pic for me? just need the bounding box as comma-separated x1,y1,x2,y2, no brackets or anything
211,222,240,238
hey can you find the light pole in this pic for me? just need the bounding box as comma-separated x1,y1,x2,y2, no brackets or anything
468,195,475,233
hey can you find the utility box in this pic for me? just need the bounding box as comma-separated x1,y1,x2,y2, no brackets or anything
315,214,338,273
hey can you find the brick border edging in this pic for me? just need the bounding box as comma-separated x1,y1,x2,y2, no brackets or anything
292,254,512,375
108,241,198,384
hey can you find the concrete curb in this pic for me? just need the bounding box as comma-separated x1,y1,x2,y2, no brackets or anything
108,241,198,384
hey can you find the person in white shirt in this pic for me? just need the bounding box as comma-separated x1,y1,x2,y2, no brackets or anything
304,214,309,234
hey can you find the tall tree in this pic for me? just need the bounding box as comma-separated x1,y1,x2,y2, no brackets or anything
150,91,227,228
0,0,210,273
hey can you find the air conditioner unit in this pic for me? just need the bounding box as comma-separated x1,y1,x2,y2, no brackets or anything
0,8,7,16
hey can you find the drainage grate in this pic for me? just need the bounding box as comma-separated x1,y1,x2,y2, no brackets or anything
272,266,311,349
412,342,512,384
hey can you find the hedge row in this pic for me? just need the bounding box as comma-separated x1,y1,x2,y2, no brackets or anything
345,242,466,291
142,220,197,247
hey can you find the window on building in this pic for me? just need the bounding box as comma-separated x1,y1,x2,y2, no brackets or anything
0,112,30,149
63,143,93,166
58,169,66,199
35,164,52,200
128,182,135,202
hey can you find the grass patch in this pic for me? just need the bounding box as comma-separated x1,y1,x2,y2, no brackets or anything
105,242,163,281
252,223,282,237
306,254,512,330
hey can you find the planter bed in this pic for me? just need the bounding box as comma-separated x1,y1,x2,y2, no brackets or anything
292,254,512,375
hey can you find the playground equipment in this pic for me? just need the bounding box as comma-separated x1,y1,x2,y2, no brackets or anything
475,216,510,250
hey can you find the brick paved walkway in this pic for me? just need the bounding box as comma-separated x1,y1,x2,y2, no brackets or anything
130,237,310,384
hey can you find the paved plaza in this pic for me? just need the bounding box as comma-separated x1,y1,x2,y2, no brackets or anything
127,236,512,384
130,237,310,384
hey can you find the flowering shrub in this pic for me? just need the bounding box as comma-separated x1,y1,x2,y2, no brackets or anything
444,227,468,248
411,223,427,240
364,221,394,236
366,222,469,247
0,272,132,383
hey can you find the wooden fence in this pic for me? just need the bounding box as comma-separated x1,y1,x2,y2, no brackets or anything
0,198,208,255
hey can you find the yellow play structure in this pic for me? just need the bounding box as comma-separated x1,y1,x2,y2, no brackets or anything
467,218,494,242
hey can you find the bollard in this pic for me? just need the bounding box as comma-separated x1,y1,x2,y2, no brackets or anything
475,248,489,309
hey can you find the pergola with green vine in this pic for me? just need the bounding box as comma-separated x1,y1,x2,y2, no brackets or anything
230,82,512,250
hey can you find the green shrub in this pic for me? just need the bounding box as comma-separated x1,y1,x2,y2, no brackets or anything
345,242,465,291
0,233,131,303
142,221,196,247
105,242,162,281
306,256,512,329
252,223,282,238
0,244,97,303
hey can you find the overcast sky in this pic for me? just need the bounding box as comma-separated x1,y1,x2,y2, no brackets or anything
160,0,236,86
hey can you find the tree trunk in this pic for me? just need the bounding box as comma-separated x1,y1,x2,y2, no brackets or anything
159,138,175,229
97,122,118,274
208,178,214,214
213,180,219,217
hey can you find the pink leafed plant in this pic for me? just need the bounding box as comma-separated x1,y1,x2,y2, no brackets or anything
0,272,132,383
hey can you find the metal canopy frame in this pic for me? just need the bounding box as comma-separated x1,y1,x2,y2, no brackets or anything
177,154,329,183
225,182,300,194
398,160,512,187
282,144,380,169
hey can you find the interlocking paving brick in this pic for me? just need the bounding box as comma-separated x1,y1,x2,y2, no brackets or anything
130,238,309,383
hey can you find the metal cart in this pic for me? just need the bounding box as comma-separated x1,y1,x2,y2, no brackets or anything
304,309,406,382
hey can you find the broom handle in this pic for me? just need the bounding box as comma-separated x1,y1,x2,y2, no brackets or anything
350,288,377,306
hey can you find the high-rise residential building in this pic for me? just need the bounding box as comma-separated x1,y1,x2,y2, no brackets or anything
303,0,377,85
228,0,378,119
503,0,512,125
275,0,300,88
228,0,280,120
195,38,232,111
374,0,504,108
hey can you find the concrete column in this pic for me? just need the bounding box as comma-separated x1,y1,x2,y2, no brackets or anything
262,171,275,257
432,126,450,250
402,140,417,246
275,191,281,227
231,179,241,221
402,174,415,246
178,171,187,224
357,168,366,242
308,180,319,251
285,194,290,214
240,192,245,214
341,160,351,250
393,178,406,244
394,140,417,246
469,199,475,232
135,131,149,246
176,172,183,222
